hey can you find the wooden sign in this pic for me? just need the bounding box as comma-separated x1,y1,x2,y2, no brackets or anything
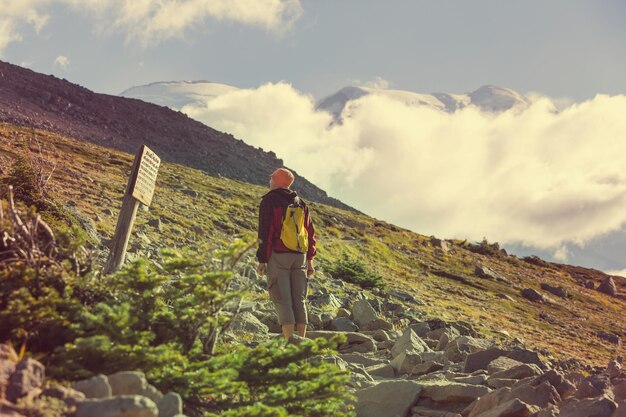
104,144,160,275
130,145,160,206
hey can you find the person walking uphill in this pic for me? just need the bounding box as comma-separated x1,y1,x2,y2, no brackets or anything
256,168,316,340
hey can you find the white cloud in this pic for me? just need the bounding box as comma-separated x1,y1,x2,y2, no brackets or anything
362,76,391,89
605,268,626,278
53,55,69,69
182,83,626,252
0,0,302,53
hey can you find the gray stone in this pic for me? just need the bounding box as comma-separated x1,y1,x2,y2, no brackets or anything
352,300,380,329
486,378,516,389
409,322,431,338
227,311,269,336
390,351,423,375
520,288,545,302
73,374,112,399
557,396,617,417
307,330,377,353
471,398,539,417
419,380,491,403
506,380,560,408
336,308,351,318
157,392,183,417
446,337,492,364
339,353,388,368
354,380,422,417
540,283,568,298
487,357,523,374
412,361,444,376
597,276,618,296
597,331,621,345
366,364,396,379
391,328,430,358
75,395,158,417
40,386,86,407
330,317,359,332
310,293,343,309
139,384,162,404
463,348,507,373
108,371,147,396
6,358,45,402
490,363,542,380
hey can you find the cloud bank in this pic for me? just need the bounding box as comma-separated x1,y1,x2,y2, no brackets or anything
182,83,626,252
0,0,302,53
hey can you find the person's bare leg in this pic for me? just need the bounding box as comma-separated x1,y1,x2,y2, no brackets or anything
296,323,307,337
282,323,295,340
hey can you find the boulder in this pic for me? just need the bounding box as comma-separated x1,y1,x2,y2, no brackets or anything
391,328,430,358
520,288,545,302
471,398,539,417
75,395,158,417
40,386,86,407
490,363,542,380
557,396,617,417
157,392,183,417
354,380,422,417
330,317,359,332
6,358,45,403
412,361,444,376
307,330,377,353
352,300,392,331
108,371,147,396
419,380,491,403
597,276,618,296
73,374,112,399
446,337,491,364
463,348,507,373
487,357,524,374
339,353,388,368
390,351,423,376
506,380,561,408
540,283,568,298
227,311,269,336
366,364,396,379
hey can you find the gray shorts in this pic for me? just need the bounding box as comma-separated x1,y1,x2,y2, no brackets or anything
267,251,309,325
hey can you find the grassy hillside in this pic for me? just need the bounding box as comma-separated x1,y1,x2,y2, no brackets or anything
1,122,624,367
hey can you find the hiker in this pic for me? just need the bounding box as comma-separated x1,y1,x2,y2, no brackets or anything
256,168,316,340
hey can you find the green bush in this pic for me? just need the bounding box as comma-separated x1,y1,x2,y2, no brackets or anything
1,198,355,417
467,237,508,259
326,256,385,289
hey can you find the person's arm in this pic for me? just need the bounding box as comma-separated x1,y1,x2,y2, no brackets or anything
305,206,317,276
256,197,272,264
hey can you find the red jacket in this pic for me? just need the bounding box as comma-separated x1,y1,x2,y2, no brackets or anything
256,188,316,263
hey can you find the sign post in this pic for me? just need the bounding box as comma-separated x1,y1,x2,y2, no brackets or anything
104,144,160,275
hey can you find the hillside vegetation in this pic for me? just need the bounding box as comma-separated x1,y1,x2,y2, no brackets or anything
0,122,624,367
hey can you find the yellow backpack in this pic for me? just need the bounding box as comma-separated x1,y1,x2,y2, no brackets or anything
280,198,309,253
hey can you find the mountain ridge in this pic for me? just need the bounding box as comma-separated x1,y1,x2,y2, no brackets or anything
0,60,354,212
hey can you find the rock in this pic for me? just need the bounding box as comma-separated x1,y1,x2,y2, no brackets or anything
614,380,626,401
490,363,542,380
419,380,491,403
388,290,423,305
157,392,183,417
40,386,86,407
506,348,546,370
409,322,432,338
412,361,444,376
487,357,524,374
597,331,621,345
557,395,617,417
310,293,343,309
354,380,422,417
72,374,112,399
75,395,158,417
607,357,622,379
597,276,618,296
520,288,545,302
6,358,45,402
487,378,516,389
436,328,461,351
515,380,560,407
536,404,559,417
463,348,507,373
352,300,379,330
108,371,147,396
367,329,391,342
339,353,388,368
330,317,359,332
445,336,491,364
366,363,396,379
227,311,269,336
475,266,507,283
540,283,568,298
391,328,430,358
148,218,163,231
410,406,460,417
390,351,423,375
307,331,377,353
336,308,351,318
471,398,539,417
448,374,488,386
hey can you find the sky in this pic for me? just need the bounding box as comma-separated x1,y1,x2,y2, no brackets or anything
3,1,626,273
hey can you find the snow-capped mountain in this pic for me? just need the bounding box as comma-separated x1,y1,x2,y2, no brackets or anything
316,85,530,120
120,81,240,109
